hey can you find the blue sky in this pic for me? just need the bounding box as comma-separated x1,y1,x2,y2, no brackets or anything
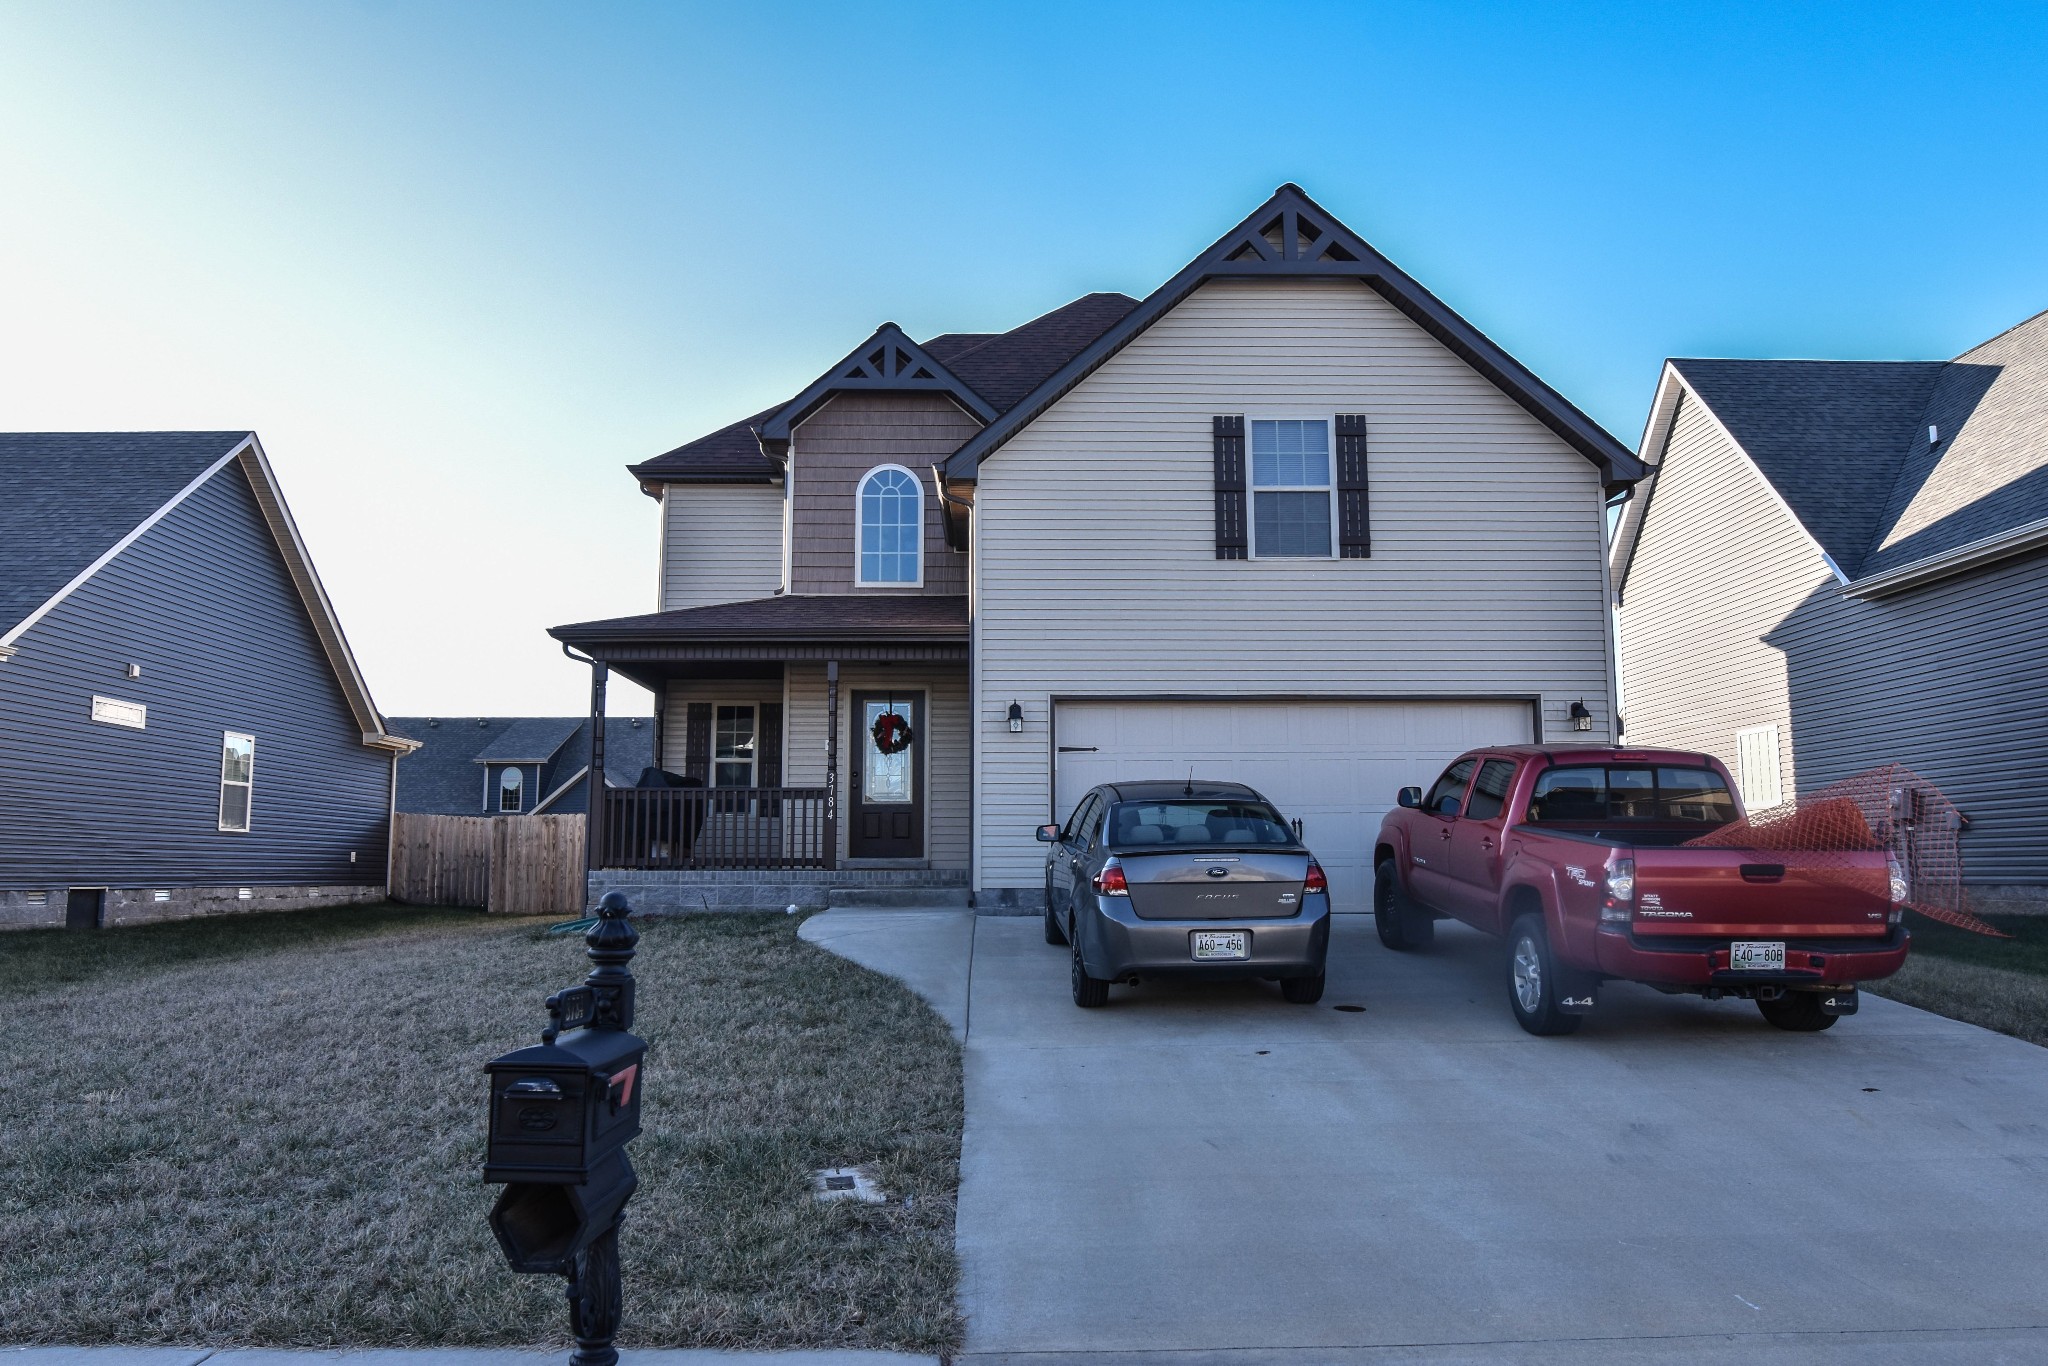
2,2,2044,714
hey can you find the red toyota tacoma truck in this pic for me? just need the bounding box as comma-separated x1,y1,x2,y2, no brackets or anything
1374,746,1910,1035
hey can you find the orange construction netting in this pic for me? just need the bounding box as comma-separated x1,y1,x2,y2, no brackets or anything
1685,763,2006,937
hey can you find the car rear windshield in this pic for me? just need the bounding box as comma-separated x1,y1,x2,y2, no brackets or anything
1524,765,1738,828
1106,800,1294,847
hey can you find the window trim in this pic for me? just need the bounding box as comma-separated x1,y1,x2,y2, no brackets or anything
218,731,255,833
1245,414,1340,560
853,462,926,588
711,701,759,789
498,765,525,813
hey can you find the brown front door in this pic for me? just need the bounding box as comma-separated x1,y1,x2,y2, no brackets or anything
850,691,923,859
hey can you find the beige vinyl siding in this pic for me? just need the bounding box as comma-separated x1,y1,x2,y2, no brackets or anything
784,662,970,869
789,394,976,595
660,486,785,610
660,677,786,776
972,277,1617,892
1618,393,1823,803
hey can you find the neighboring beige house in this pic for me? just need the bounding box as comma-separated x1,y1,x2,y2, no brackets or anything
1613,308,2048,903
554,184,1645,912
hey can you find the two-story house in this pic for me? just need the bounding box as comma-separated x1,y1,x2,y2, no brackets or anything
553,185,1645,913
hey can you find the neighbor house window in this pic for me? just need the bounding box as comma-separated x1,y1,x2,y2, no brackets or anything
498,767,524,812
1250,419,1334,557
713,704,757,787
857,465,923,585
219,732,254,832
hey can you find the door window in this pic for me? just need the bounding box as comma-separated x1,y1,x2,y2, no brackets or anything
861,699,913,803
713,705,757,788
1424,758,1477,818
1464,759,1518,822
1061,791,1101,845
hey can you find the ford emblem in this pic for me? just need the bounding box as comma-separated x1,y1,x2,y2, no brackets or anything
1206,866,1228,879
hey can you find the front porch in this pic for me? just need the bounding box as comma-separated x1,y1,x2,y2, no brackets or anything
550,594,971,908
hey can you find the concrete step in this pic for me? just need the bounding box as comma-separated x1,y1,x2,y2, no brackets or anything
826,885,972,910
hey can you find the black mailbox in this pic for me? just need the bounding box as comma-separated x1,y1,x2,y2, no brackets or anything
482,890,645,1365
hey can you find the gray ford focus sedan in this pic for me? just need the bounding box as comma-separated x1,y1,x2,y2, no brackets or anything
1038,780,1332,1007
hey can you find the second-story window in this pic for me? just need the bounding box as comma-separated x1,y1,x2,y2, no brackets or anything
1250,419,1335,558
499,766,524,812
857,464,923,586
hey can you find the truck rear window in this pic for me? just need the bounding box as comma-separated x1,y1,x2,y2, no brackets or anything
1525,765,1737,827
1107,800,1294,847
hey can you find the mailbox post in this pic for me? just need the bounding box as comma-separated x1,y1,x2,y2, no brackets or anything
484,890,645,1366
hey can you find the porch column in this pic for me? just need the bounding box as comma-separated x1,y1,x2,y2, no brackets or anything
825,659,839,872
584,660,608,880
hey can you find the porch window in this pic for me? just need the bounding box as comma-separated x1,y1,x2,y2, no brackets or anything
714,704,757,787
219,732,254,832
1250,419,1335,558
857,465,923,585
499,766,524,812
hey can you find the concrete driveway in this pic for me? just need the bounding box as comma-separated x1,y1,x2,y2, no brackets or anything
802,911,2048,1364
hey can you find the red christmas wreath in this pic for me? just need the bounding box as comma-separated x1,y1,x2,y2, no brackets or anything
871,711,915,755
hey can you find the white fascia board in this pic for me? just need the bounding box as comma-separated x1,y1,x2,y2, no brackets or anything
0,437,248,649
1608,363,1685,600
1843,514,2048,599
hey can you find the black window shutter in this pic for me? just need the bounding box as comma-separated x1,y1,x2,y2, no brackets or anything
683,703,712,785
1213,415,1247,559
1335,413,1371,558
756,702,782,813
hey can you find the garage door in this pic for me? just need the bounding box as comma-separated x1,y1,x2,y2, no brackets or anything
1053,699,1535,914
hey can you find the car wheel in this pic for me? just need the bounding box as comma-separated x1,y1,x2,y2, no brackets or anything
1507,912,1582,1036
1070,927,1109,1008
1279,972,1325,1004
1043,881,1067,945
1374,861,1434,950
1757,991,1838,1032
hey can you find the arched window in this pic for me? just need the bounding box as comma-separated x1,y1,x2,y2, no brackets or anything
857,465,923,586
498,766,524,812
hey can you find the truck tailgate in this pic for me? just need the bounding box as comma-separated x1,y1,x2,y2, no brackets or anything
1630,847,1890,938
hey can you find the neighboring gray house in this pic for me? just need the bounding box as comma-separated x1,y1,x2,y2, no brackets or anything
0,432,415,930
388,715,655,816
554,184,1645,913
1613,307,2048,901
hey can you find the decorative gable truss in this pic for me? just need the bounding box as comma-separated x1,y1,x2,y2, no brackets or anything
755,323,997,461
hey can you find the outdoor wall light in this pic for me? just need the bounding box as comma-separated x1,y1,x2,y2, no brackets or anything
1007,701,1024,733
1569,699,1594,732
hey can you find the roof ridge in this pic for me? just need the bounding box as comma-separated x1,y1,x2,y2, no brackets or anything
1954,303,2048,361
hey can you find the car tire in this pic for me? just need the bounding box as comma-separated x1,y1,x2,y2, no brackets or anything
1374,861,1434,950
1043,882,1067,945
1070,928,1109,1008
1507,912,1582,1037
1758,991,1839,1032
1279,972,1326,1004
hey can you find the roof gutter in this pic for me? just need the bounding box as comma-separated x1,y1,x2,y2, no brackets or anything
1842,514,2048,600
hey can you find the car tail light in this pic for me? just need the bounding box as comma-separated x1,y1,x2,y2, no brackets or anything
1304,861,1328,895
1601,857,1635,926
1093,858,1129,897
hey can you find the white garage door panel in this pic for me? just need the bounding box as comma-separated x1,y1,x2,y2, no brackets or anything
1054,699,1534,914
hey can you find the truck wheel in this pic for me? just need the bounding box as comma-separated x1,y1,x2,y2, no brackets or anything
1507,913,1582,1037
1043,881,1067,945
1071,930,1109,1008
1758,991,1838,1032
1374,861,1434,950
1280,972,1326,1004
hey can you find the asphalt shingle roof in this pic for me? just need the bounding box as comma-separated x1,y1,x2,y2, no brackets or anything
0,432,251,634
552,593,969,644
475,717,584,764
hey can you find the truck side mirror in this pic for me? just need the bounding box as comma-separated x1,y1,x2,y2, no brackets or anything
1396,787,1422,809
1036,823,1060,842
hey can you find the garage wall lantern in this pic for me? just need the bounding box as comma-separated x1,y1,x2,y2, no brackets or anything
1007,701,1024,733
1569,699,1594,732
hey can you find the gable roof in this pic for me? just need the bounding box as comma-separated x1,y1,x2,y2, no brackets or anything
755,323,998,460
943,184,1646,489
626,294,1140,495
0,431,412,753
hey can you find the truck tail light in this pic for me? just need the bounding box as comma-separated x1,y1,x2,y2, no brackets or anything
1304,861,1328,895
1887,852,1908,914
1093,858,1129,897
1601,857,1635,926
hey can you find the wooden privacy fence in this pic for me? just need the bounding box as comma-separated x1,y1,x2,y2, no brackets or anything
390,812,586,916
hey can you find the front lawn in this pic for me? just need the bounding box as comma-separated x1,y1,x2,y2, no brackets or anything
0,904,963,1353
1870,912,2048,1047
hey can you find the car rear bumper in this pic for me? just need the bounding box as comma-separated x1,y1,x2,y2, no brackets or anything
1080,893,1332,980
1594,924,1910,986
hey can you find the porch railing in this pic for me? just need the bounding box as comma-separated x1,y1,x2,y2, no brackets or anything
598,786,831,870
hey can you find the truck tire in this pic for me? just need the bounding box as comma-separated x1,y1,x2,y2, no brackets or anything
1507,912,1582,1037
1071,931,1109,1008
1043,881,1067,945
1758,991,1838,1032
1374,860,1435,950
1279,972,1326,1004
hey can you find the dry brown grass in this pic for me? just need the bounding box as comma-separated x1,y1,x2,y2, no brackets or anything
0,904,963,1352
1868,912,2048,1048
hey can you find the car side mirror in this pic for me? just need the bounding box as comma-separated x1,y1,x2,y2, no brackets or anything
1396,786,1422,809
1035,824,1060,842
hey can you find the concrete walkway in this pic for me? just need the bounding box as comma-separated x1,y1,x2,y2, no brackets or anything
0,1351,932,1365
803,907,2048,1364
